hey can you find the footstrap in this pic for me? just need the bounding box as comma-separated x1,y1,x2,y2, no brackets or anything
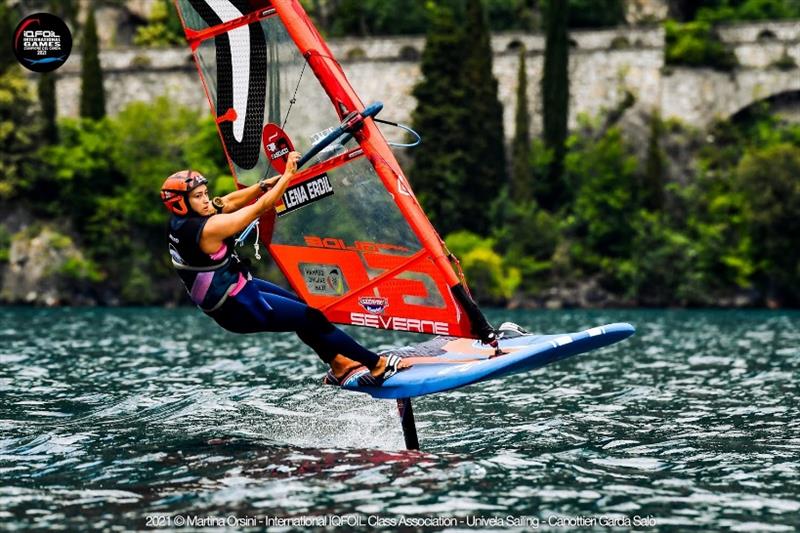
382,354,403,381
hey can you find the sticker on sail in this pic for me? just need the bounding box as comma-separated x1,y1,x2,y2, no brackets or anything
359,296,389,315
276,173,334,217
300,263,348,296
262,123,294,174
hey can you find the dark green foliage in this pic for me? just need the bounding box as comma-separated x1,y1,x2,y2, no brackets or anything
411,0,506,236
511,47,532,201
410,3,471,234
622,108,800,306
568,0,626,28
134,0,185,46
79,8,106,119
445,230,520,303
329,0,429,36
38,73,58,143
461,0,507,230
540,0,570,210
309,0,625,35
0,1,17,74
36,97,229,303
493,196,558,291
38,118,119,225
484,0,538,31
695,0,800,22
667,0,703,21
0,69,43,199
664,20,737,71
669,0,800,22
563,127,639,286
735,143,800,304
0,225,10,262
641,112,665,211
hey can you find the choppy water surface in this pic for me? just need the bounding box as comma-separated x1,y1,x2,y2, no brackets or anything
0,308,798,531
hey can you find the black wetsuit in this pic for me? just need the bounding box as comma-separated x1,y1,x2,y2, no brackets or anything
168,214,380,368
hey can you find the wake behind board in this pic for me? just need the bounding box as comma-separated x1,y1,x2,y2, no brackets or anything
325,323,635,399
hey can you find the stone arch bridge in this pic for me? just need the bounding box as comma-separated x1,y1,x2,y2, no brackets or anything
51,21,800,140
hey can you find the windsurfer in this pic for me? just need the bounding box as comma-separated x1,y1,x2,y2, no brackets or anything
161,151,410,382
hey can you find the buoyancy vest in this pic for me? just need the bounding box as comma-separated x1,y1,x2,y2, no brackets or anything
168,215,249,312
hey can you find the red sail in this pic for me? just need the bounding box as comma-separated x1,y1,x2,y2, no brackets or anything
173,0,477,338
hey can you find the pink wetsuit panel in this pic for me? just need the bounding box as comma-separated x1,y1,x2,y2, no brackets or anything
209,243,247,297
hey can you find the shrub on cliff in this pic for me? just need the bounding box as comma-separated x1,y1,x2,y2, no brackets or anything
562,127,639,288
664,20,738,71
445,230,520,304
694,0,800,23
736,143,800,305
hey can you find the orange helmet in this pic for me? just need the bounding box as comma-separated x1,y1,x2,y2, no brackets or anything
160,170,208,216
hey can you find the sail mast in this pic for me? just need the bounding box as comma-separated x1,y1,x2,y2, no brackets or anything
272,0,495,341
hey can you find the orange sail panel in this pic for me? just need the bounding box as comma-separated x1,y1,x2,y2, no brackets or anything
173,0,476,338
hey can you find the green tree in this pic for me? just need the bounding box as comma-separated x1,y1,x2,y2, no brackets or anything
0,1,17,73
511,46,531,201
460,0,507,233
134,0,184,46
485,0,538,31
80,7,106,119
641,112,665,210
540,0,570,210
568,0,626,27
330,0,428,36
410,2,471,234
736,143,800,304
411,0,506,235
37,117,118,224
694,0,800,22
563,126,639,288
0,69,42,199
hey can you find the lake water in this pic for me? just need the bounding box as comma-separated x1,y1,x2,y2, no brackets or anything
1,308,798,531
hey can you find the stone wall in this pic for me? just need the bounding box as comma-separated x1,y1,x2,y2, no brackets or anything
48,22,800,140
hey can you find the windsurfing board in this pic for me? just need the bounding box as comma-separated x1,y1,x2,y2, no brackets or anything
326,323,635,399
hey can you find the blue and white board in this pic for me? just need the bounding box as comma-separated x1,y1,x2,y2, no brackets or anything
327,323,635,399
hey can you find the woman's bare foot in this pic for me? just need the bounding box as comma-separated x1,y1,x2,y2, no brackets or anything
329,354,362,380
369,355,412,378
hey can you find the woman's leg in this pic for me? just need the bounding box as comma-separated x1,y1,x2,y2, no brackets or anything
249,278,304,303
263,292,380,369
225,282,380,369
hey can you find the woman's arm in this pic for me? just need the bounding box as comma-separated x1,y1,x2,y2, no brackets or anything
216,175,280,213
199,152,300,254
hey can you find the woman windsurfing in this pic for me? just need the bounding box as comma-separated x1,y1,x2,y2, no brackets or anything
160,151,409,383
